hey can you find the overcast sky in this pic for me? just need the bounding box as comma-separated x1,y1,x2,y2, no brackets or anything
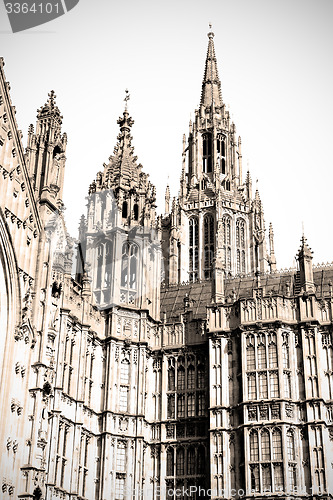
1,0,332,270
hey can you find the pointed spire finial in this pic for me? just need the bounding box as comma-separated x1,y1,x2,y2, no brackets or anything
208,23,214,39
124,89,130,111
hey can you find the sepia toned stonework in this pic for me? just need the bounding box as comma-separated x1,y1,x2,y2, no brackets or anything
0,29,332,500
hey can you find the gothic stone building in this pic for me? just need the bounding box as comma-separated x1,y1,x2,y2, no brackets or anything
0,30,332,500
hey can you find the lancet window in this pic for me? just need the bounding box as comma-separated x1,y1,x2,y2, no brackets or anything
204,214,214,279
189,217,199,282
202,133,212,173
95,240,113,304
121,242,138,290
236,219,246,274
222,216,232,272
217,133,226,175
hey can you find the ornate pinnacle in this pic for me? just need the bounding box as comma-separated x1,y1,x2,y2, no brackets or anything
47,90,56,108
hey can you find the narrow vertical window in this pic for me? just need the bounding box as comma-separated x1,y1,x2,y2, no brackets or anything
122,201,128,218
133,203,139,221
247,345,256,370
250,465,260,492
168,368,175,391
250,431,259,461
129,244,138,289
177,366,185,390
202,133,212,173
268,341,277,368
236,219,246,273
121,243,129,287
187,447,195,475
274,464,284,492
261,430,270,460
272,429,282,460
217,134,226,174
222,216,232,272
248,374,256,399
176,448,185,476
262,465,272,492
187,365,195,389
187,393,195,417
269,372,279,397
177,394,185,417
189,218,199,282
96,244,103,289
259,373,268,399
257,342,267,369
121,243,138,291
167,448,174,476
286,430,295,461
204,214,214,279
197,446,205,474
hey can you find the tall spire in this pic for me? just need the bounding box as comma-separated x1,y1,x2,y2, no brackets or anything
200,25,223,109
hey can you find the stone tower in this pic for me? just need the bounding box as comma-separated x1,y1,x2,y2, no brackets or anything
162,28,275,293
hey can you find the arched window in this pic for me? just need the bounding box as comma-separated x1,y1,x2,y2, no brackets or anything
286,430,295,461
236,219,246,273
177,366,185,390
268,342,277,368
104,241,112,288
133,204,139,221
204,214,214,279
272,429,282,460
257,344,267,369
96,243,103,289
167,448,174,476
187,447,195,475
249,430,259,461
247,345,255,370
197,365,205,389
261,430,270,460
187,393,195,417
168,368,175,391
129,245,138,289
202,133,212,173
189,218,199,282
95,240,113,304
217,134,226,174
122,201,128,219
121,242,138,290
259,373,268,399
187,365,195,389
197,446,205,474
176,448,185,476
177,394,185,417
222,216,232,272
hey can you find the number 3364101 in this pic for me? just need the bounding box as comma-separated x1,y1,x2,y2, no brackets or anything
5,3,60,14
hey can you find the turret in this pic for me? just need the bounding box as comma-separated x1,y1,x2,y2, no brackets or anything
297,235,314,293
26,91,67,209
83,93,161,320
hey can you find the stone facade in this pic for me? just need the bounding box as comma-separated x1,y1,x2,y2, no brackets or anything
0,30,332,500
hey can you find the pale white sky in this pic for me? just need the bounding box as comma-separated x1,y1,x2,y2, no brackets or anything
1,0,332,269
